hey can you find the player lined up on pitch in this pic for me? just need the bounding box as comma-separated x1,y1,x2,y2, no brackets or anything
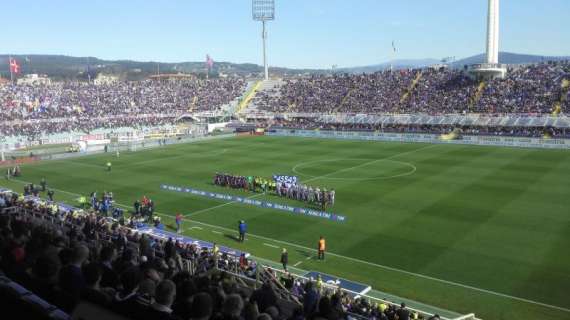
213,172,336,210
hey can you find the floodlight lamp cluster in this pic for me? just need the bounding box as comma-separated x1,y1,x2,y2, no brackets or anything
252,0,275,21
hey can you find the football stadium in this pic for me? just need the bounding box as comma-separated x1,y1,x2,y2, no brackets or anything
1,1,569,320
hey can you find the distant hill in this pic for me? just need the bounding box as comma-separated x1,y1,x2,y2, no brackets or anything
1,52,568,80
340,52,570,74
0,54,318,80
452,52,570,68
337,59,440,74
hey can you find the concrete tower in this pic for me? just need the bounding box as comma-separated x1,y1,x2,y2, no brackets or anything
486,0,500,64
470,0,506,79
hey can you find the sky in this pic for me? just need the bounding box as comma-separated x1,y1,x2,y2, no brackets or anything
2,0,569,69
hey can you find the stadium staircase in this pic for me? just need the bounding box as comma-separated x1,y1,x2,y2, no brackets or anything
286,102,298,113
240,79,284,114
237,80,263,113
189,95,199,111
334,86,358,113
400,71,423,104
552,78,569,115
469,81,487,109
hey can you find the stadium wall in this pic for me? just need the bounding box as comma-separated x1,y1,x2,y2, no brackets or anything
267,129,570,149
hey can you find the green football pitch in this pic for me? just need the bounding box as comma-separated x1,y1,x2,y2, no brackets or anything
2,135,569,320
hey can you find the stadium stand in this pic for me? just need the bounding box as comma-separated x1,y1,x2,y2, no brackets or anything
252,61,570,115
0,78,246,138
0,189,445,320
2,61,569,142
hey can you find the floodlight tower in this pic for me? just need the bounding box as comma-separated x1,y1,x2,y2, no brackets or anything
252,0,275,81
470,0,506,79
486,0,500,64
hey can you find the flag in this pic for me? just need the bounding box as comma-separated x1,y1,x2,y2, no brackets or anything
206,54,214,69
392,41,397,53
9,58,20,74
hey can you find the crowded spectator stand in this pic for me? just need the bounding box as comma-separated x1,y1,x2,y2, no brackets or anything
0,78,247,139
0,188,465,320
252,61,570,116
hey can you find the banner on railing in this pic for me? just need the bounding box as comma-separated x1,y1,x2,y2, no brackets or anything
268,129,570,149
160,184,346,222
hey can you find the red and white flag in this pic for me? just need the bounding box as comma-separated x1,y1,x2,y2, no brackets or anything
206,54,214,69
9,58,20,74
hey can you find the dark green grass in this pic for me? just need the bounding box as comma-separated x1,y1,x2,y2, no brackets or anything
2,135,569,320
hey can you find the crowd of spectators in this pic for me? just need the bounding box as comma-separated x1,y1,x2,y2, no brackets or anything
3,62,568,140
476,62,570,114
0,78,246,137
0,190,430,320
252,71,416,113
1,115,177,139
254,61,570,115
402,70,475,114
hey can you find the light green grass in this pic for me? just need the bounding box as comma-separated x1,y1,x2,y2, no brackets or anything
2,135,569,320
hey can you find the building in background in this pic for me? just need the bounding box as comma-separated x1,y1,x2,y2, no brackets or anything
16,74,51,85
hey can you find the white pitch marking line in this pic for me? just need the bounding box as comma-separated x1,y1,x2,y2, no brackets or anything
263,243,279,249
300,144,438,184
190,226,202,230
292,158,417,181
305,256,312,260
211,230,222,235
